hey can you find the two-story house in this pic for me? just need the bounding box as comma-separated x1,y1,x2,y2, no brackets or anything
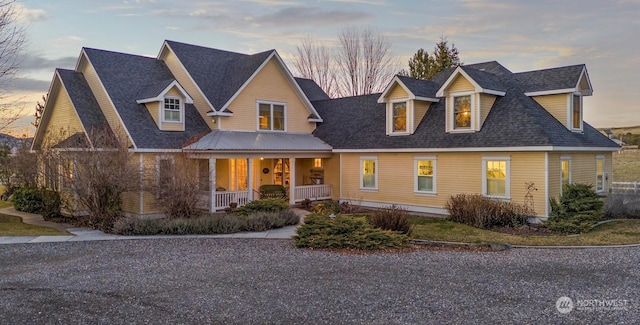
32,40,619,218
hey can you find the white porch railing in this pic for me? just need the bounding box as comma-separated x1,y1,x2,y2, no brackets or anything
612,182,640,194
198,190,250,210
294,184,332,202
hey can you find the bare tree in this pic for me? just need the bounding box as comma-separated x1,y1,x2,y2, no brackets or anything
292,37,338,98
32,94,45,128
0,0,27,131
335,26,398,97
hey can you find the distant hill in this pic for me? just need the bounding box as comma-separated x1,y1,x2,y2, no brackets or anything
0,133,32,151
598,125,640,134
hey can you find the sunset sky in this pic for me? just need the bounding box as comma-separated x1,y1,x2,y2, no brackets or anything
7,0,640,136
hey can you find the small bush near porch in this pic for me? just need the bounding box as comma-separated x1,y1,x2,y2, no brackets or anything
112,199,299,235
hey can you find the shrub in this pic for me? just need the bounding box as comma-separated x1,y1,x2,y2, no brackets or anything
242,210,300,232
604,193,640,219
311,200,341,215
233,198,289,216
546,183,604,234
445,194,531,229
111,209,299,235
40,189,61,219
369,205,413,235
12,187,43,213
293,214,410,250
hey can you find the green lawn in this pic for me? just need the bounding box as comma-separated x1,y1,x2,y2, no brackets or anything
410,217,640,246
0,214,69,236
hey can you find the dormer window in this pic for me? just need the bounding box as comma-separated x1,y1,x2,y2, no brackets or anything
163,97,182,122
392,101,407,133
571,94,582,131
453,94,472,129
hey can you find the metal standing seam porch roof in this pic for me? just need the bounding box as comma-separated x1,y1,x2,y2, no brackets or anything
183,130,333,151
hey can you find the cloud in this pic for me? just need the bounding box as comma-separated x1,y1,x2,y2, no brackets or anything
7,77,51,93
255,6,372,26
20,54,77,71
15,4,47,23
327,0,389,5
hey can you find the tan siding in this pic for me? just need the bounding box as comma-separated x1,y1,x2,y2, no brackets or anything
145,102,159,127
217,159,230,190
548,153,561,200
533,94,569,127
548,152,614,203
222,59,315,133
296,158,315,185
448,75,475,93
324,155,340,200
340,152,547,217
413,100,429,132
162,123,183,131
479,94,497,127
162,50,217,130
80,59,129,142
165,86,182,97
388,83,409,99
40,83,84,147
121,191,140,214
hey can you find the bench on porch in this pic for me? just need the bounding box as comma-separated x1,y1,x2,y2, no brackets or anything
259,184,287,199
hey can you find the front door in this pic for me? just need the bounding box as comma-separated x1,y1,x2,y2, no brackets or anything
273,158,290,187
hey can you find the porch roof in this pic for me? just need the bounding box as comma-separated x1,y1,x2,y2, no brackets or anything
183,131,333,151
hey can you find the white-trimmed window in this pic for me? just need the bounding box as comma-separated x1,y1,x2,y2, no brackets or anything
561,157,571,195
360,157,378,190
258,101,285,131
571,94,582,131
163,97,182,123
596,156,605,193
314,158,323,168
450,92,474,131
392,101,407,133
483,157,510,199
415,157,436,194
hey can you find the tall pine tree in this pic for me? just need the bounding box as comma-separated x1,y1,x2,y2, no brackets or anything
404,36,461,80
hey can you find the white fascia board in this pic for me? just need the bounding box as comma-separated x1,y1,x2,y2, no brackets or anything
308,117,323,123
206,110,233,117
332,146,621,153
377,76,413,103
137,80,194,104
130,148,183,153
480,89,506,96
414,96,440,102
524,88,576,96
576,66,593,96
436,67,483,97
31,72,62,151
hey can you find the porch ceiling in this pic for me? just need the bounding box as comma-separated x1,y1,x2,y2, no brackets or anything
183,130,333,152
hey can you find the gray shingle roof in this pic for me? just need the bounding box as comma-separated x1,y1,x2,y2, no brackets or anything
165,40,273,110
395,75,440,99
56,69,115,146
514,64,585,93
295,77,330,101
183,130,332,151
313,61,618,150
460,65,507,92
136,79,175,100
83,48,210,149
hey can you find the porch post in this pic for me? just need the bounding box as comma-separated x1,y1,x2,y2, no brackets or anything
209,158,216,213
247,158,253,201
289,157,296,205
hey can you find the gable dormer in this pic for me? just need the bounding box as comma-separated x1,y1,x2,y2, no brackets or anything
377,76,439,136
136,79,193,131
523,65,592,133
436,67,506,133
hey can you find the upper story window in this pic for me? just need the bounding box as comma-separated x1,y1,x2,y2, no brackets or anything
258,101,285,131
392,101,407,133
163,97,181,123
453,94,472,130
571,94,582,130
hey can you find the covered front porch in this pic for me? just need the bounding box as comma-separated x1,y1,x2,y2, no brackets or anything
190,157,333,211
183,130,334,211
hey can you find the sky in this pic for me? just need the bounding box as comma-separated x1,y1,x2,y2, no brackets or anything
5,0,640,136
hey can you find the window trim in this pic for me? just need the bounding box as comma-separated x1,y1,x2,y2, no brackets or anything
595,155,605,193
482,157,510,200
449,91,475,133
360,156,378,191
414,157,436,195
161,96,183,123
156,155,175,198
256,100,287,132
569,93,583,132
389,99,409,135
560,156,572,195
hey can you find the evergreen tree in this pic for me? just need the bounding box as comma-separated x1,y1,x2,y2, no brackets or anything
405,36,461,80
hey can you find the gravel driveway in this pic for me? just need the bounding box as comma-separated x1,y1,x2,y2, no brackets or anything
0,239,638,324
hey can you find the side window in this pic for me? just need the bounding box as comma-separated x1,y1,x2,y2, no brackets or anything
415,158,436,193
360,157,378,190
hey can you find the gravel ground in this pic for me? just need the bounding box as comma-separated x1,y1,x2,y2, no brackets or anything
0,239,638,324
